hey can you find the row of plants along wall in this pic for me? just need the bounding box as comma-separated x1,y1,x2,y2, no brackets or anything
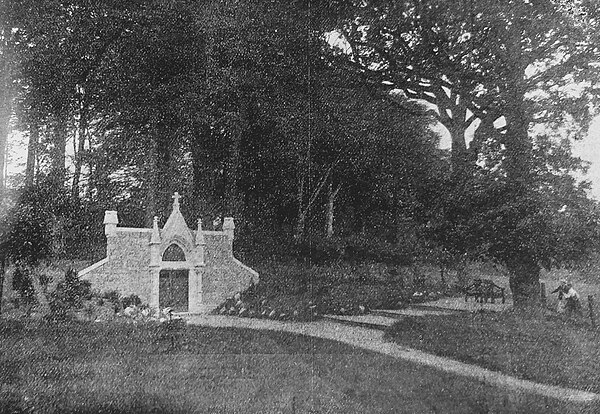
212,262,451,321
4,266,183,323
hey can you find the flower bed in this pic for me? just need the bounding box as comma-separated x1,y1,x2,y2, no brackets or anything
213,286,319,322
213,279,415,320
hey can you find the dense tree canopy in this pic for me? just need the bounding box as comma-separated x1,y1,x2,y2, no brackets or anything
325,0,600,305
1,0,599,306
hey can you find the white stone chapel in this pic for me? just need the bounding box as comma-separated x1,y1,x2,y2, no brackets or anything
78,193,258,313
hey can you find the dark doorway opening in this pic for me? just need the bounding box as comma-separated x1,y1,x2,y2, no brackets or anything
159,269,189,312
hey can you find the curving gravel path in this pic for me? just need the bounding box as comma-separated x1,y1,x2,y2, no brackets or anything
186,314,600,410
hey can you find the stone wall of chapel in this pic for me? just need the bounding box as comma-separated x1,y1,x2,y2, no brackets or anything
201,233,256,306
201,263,256,306
83,230,153,302
204,233,231,264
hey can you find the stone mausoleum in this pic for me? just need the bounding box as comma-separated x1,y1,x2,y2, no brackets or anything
78,193,258,313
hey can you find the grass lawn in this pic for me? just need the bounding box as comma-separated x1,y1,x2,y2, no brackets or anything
0,318,584,414
385,309,600,394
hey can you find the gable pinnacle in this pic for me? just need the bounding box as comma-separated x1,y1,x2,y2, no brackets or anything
196,218,206,246
150,216,161,244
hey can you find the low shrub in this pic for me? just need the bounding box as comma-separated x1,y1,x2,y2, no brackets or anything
47,268,92,321
100,290,122,312
76,292,148,322
120,294,142,309
11,266,35,300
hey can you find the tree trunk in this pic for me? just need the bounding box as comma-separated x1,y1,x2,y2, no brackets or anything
325,182,340,239
456,256,469,288
437,88,470,179
0,112,7,193
0,255,5,315
469,115,496,163
0,65,11,196
146,137,159,227
145,124,174,226
294,163,307,240
225,124,242,218
50,116,68,186
294,161,339,240
71,101,88,202
448,121,468,176
501,10,539,308
225,100,249,218
191,121,215,220
502,9,531,187
503,98,531,187
507,258,541,308
25,124,39,188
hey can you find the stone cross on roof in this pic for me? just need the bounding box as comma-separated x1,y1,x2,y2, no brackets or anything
172,192,181,209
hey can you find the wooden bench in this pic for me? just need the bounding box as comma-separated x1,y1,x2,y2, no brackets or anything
464,279,506,304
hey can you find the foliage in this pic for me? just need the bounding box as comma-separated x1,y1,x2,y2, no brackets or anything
47,268,92,320
3,0,442,249
332,0,600,143
120,294,142,309
324,0,600,305
5,180,67,264
12,266,35,301
426,135,600,270
99,290,121,312
93,291,144,315
239,231,418,268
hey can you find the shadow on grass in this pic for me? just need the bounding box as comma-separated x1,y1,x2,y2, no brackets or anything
1,317,595,413
384,309,600,393
1,393,190,414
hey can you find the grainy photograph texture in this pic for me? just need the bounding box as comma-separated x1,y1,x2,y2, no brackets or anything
1,0,600,413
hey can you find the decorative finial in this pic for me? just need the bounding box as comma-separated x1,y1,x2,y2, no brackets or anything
172,192,181,209
150,215,161,245
196,218,205,246
223,217,235,240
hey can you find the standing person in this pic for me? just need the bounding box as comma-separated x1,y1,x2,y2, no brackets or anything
564,282,582,316
551,279,568,314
